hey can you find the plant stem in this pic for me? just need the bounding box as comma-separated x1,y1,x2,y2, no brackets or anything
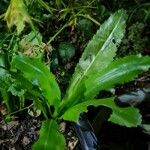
0,13,5,19
6,103,34,116
38,0,57,13
47,23,68,45
128,3,150,23
7,33,16,50
76,14,100,26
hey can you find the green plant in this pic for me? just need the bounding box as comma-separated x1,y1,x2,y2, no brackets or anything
58,42,75,61
0,52,44,115
4,10,150,149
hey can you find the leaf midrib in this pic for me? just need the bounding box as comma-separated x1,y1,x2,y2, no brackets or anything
44,121,52,150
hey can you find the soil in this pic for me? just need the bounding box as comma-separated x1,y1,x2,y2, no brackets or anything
0,115,40,150
0,112,81,150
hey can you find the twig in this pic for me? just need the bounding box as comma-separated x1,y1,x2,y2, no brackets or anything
5,103,34,116
47,23,68,45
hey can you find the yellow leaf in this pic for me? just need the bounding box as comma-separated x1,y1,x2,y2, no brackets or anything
4,0,31,34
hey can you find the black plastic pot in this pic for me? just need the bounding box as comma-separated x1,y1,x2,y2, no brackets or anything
72,88,150,150
115,88,150,107
73,113,100,150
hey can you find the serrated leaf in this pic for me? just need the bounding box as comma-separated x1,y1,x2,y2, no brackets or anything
62,9,127,106
32,120,66,150
4,0,31,34
11,54,61,108
61,98,142,127
85,55,150,99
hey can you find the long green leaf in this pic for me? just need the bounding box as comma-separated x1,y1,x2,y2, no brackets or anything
32,119,66,150
61,98,142,127
0,54,7,77
85,55,150,99
62,9,127,106
11,54,61,108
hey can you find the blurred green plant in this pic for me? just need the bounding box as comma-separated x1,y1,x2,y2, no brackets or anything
1,0,101,45
58,42,75,61
118,21,149,56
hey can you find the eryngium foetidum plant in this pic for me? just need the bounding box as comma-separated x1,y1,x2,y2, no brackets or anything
10,10,150,149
